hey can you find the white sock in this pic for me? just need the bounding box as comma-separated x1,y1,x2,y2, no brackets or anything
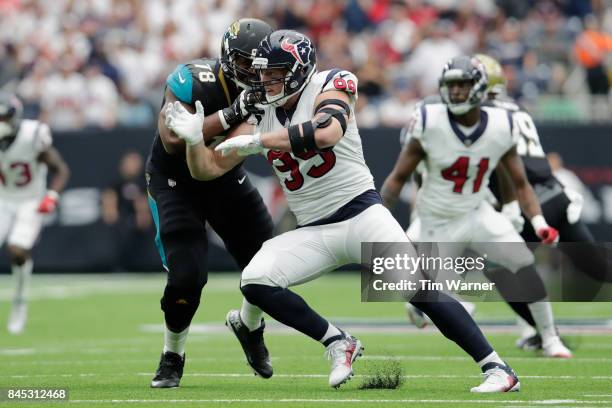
319,323,342,346
163,326,189,356
528,300,557,342
477,351,504,370
239,298,263,331
12,259,33,303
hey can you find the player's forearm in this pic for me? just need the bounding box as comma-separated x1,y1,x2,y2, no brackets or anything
516,182,543,220
185,143,221,181
202,112,228,143
45,150,70,194
260,120,342,152
381,176,403,209
48,164,70,194
158,115,186,155
496,164,517,204
260,128,291,151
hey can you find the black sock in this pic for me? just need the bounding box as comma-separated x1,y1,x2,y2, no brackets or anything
411,290,493,362
506,302,536,327
241,284,329,341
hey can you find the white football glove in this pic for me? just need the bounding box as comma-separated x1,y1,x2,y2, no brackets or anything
165,100,205,146
215,133,263,157
564,188,583,224
501,200,525,233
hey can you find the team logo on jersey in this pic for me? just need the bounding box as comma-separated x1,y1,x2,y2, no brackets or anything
280,36,311,65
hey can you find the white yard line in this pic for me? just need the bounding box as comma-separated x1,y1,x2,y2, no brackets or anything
0,348,36,356
0,274,238,300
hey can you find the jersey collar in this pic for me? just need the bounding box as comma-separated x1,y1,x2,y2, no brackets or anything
447,109,488,147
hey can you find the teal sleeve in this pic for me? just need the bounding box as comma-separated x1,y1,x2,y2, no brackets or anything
166,64,193,104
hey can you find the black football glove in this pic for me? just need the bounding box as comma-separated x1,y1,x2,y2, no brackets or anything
222,90,264,127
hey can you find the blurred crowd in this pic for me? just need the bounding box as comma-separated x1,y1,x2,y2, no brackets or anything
0,0,611,130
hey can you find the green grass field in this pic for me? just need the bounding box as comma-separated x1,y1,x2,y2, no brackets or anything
1,273,611,407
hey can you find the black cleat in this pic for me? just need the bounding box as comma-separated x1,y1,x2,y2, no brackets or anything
151,351,185,388
516,333,542,350
226,309,273,378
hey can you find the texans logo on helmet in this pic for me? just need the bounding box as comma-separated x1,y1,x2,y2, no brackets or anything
280,37,310,65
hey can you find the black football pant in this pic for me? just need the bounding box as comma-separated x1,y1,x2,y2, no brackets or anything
146,167,274,332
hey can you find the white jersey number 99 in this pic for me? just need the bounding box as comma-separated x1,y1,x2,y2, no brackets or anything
514,111,545,158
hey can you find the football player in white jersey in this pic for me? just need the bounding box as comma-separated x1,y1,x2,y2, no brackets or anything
166,30,522,392
400,55,580,355
0,92,70,334
381,56,572,359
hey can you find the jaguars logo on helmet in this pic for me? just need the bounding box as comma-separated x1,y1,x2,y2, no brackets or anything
220,18,273,89
439,55,488,115
228,21,240,39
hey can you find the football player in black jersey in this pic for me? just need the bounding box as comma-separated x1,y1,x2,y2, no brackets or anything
146,18,275,388
478,54,611,349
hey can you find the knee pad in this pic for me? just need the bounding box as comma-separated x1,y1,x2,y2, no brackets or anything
240,284,281,308
162,229,209,288
485,266,547,303
7,245,29,266
516,265,547,302
160,285,202,332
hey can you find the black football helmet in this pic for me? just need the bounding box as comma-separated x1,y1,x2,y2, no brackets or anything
439,55,488,115
220,18,273,89
0,92,23,151
250,30,317,107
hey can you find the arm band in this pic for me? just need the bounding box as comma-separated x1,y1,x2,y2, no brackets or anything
288,124,306,154
288,121,318,153
218,110,231,130
316,107,347,134
288,98,351,154
314,99,351,117
301,121,317,151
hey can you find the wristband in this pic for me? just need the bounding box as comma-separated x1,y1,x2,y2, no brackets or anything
530,214,547,231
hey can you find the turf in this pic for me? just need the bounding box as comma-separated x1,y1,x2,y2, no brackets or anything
0,273,611,407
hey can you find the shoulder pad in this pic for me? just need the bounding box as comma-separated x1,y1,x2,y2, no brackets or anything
166,64,193,104
321,69,358,97
483,97,521,112
401,106,425,147
32,122,52,152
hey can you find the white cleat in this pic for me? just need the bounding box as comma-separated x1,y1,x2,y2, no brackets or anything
542,336,572,358
7,301,28,335
325,332,364,388
470,362,520,393
405,303,428,328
